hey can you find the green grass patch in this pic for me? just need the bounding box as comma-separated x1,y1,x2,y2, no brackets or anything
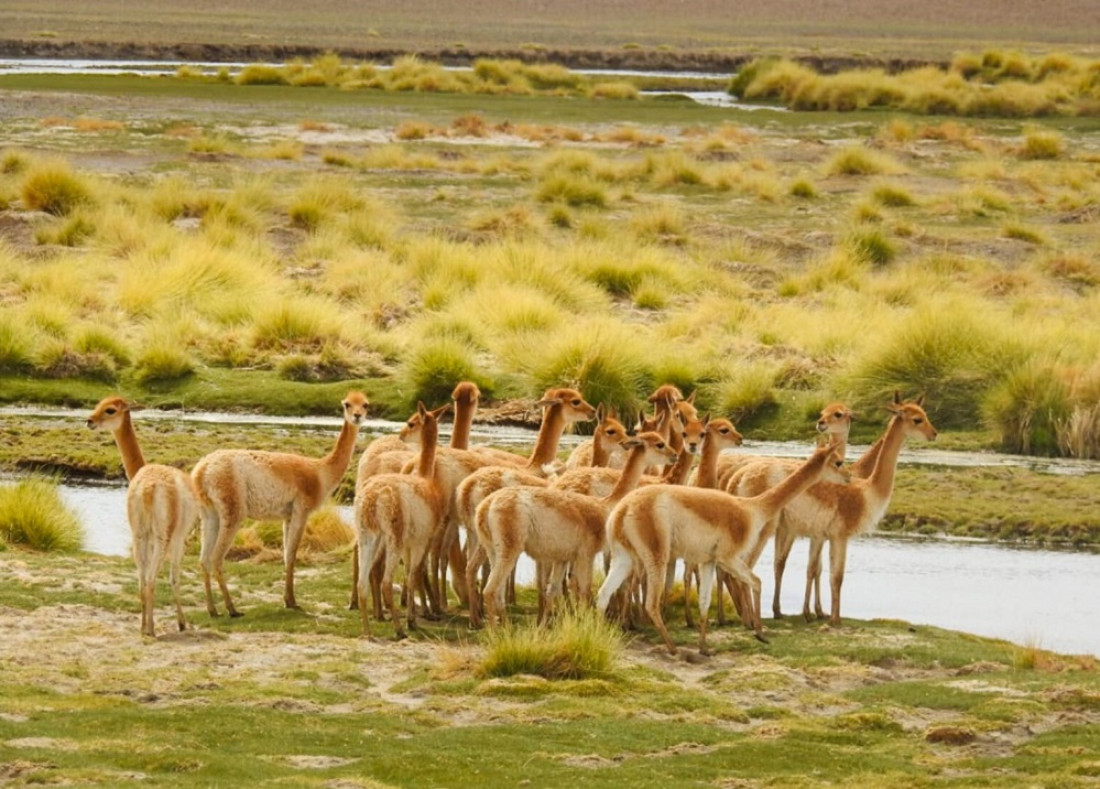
479,608,624,681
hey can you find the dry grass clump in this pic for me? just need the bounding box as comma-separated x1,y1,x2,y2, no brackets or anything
983,360,1072,455
187,134,238,155
629,200,688,244
733,52,1100,117
824,146,906,177
466,205,542,238
871,182,916,207
250,296,347,352
1018,128,1065,160
0,311,33,374
1037,253,1100,290
1002,224,1046,245
236,64,288,86
0,476,84,552
303,505,355,552
249,140,303,161
1,148,31,174
594,125,666,146
287,176,366,232
789,176,818,198
839,298,1027,430
510,123,586,144
217,54,600,98
134,328,195,385
20,159,93,215
400,335,488,410
708,361,780,423
394,120,437,141
536,172,609,207
117,238,273,321
643,150,704,187
527,319,655,417
846,227,897,267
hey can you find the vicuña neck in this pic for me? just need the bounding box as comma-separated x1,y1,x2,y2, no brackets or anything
664,447,696,486
693,436,724,489
450,397,475,450
527,403,568,468
605,446,653,505
417,423,440,478
850,435,885,479
112,411,146,481
756,448,832,519
865,415,907,496
322,418,360,489
591,434,615,467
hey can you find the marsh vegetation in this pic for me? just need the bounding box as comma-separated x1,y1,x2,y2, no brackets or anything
2,56,1100,462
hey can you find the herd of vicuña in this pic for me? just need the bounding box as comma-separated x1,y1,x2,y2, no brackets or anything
86,380,936,655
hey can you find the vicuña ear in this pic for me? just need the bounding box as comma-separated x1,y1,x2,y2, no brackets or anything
533,395,562,409
893,390,903,405
417,401,429,419
685,390,696,405
431,403,453,420
595,403,606,422
619,437,643,451
914,393,926,407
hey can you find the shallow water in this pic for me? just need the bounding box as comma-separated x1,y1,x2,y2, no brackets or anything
61,481,1100,657
0,59,777,110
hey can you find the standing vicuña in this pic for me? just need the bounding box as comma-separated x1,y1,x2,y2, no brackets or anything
476,431,677,628
597,440,849,655
355,401,452,638
729,393,937,626
458,388,599,624
191,390,368,616
87,397,200,638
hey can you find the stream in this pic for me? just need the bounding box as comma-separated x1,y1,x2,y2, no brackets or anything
0,58,778,110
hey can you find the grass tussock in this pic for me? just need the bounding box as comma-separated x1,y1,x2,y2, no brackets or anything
536,172,609,207
840,300,1027,430
20,159,93,215
732,52,1100,117
400,336,490,411
708,362,779,425
0,476,84,552
1018,128,1065,160
872,182,916,207
527,320,657,418
134,335,195,385
478,607,624,681
251,296,346,352
825,146,905,177
983,360,1071,455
